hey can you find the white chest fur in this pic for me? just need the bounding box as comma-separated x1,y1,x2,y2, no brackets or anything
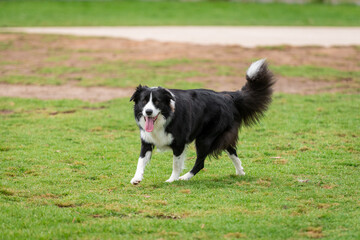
140,129,174,151
139,115,174,150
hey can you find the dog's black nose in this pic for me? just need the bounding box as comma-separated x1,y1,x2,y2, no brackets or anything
145,109,153,116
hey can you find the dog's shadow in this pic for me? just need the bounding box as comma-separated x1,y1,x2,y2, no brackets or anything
151,174,258,189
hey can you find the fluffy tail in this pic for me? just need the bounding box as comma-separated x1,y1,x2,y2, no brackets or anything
234,59,276,126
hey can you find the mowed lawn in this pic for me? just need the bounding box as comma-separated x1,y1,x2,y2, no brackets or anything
0,0,359,27
1,1,359,238
1,93,359,239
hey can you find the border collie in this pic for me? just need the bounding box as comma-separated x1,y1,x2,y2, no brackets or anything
130,59,275,185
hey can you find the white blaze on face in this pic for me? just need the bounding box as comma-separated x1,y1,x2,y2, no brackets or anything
142,93,160,132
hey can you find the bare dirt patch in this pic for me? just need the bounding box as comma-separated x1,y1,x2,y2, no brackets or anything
0,109,14,115
0,83,133,102
0,33,359,102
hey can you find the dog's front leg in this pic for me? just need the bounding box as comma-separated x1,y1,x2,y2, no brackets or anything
166,145,186,183
130,140,153,185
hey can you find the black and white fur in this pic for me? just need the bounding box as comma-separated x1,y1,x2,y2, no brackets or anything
130,59,275,185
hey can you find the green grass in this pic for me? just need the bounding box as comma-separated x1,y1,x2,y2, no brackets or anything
0,58,204,89
0,0,359,27
81,60,203,88
1,93,359,239
0,75,63,86
271,65,360,81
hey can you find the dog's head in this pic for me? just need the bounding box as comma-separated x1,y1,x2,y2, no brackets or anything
130,85,175,132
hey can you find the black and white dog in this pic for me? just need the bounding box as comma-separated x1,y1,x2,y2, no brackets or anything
130,59,275,185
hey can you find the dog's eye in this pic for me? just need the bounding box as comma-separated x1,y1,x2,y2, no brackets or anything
142,100,147,104
154,100,159,105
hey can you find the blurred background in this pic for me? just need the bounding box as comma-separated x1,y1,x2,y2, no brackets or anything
0,0,359,99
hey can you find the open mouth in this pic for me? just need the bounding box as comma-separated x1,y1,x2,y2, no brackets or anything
144,114,159,132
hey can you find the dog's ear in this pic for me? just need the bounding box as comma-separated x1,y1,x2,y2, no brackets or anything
161,88,176,112
159,88,175,102
130,85,147,102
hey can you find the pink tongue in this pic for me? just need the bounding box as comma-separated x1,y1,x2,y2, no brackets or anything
145,117,154,132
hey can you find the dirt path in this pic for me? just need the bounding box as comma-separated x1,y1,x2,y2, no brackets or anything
4,27,360,47
0,83,133,102
0,33,358,102
0,79,336,102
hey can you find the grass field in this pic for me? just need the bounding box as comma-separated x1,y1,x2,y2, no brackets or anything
1,1,359,237
0,0,360,27
1,93,359,239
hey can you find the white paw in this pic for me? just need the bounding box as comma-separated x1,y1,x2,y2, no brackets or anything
130,177,142,185
236,169,246,176
179,172,194,181
165,177,178,183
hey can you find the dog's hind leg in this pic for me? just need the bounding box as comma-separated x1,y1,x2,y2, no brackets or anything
130,140,154,185
226,147,245,176
179,139,210,181
166,145,186,183
179,155,205,181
